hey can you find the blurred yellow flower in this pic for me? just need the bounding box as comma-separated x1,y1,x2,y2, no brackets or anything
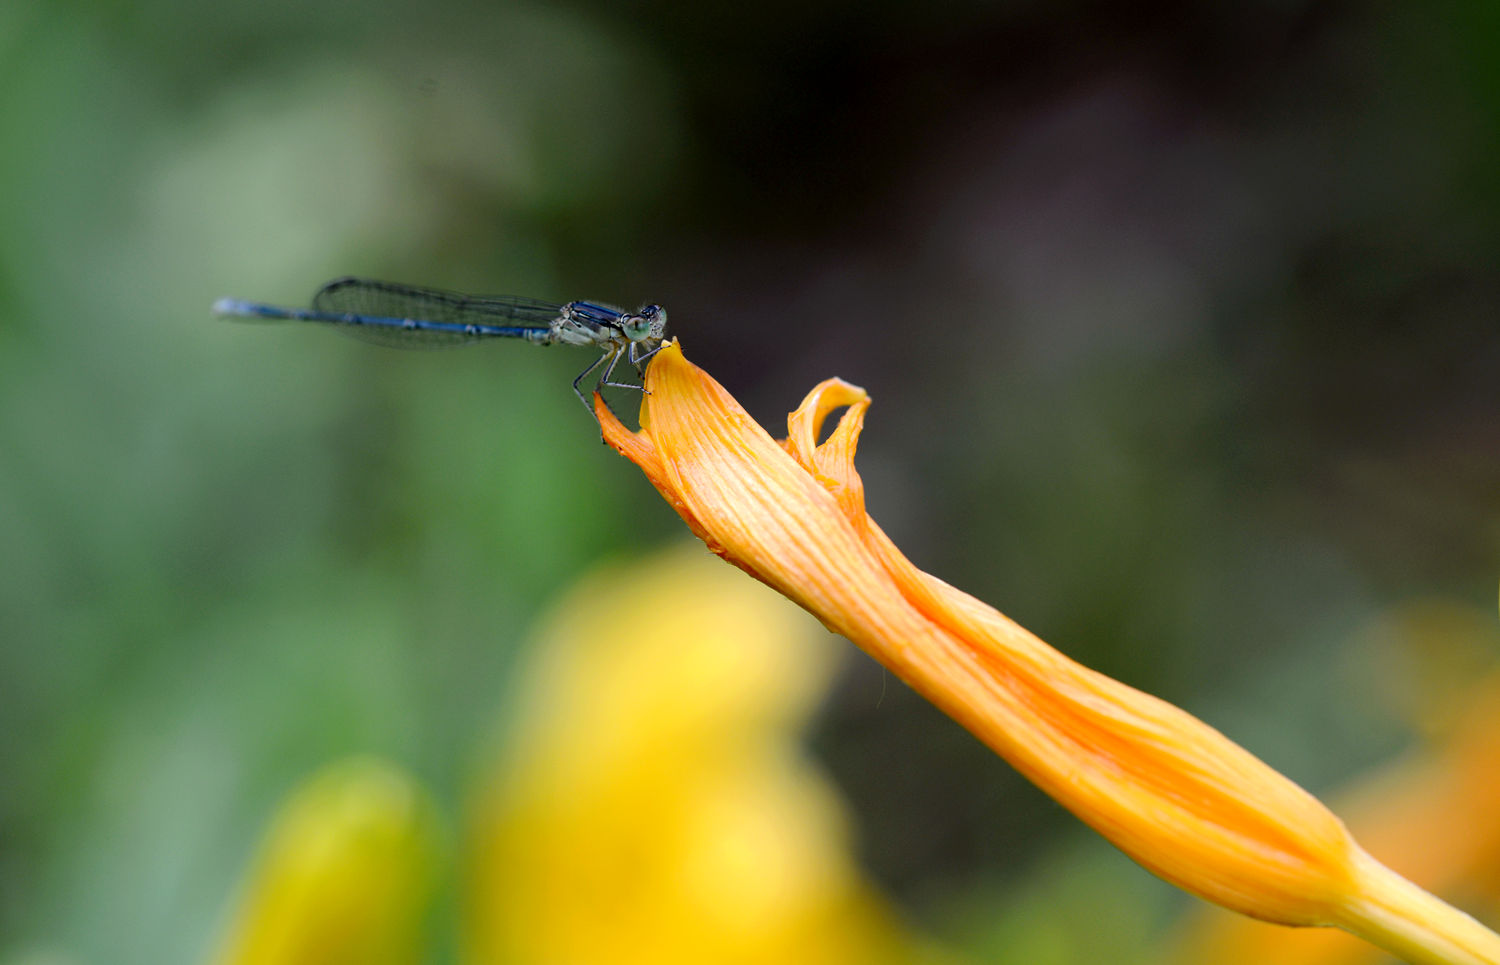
596,341,1500,965
206,757,440,965
212,548,942,965
466,544,942,965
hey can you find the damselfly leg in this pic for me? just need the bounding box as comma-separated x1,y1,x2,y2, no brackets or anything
571,350,611,414
600,345,647,392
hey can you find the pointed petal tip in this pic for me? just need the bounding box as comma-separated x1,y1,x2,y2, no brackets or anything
595,391,646,457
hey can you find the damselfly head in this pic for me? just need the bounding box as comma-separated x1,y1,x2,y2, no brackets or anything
621,304,667,342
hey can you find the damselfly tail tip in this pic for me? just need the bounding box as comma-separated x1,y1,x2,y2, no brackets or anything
213,297,284,322
212,297,243,317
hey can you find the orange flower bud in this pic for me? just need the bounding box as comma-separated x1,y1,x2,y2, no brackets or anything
598,341,1500,965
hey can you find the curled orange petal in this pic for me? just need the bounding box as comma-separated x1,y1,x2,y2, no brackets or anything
598,342,1500,965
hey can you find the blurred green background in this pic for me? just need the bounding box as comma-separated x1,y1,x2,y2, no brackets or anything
2,0,1498,962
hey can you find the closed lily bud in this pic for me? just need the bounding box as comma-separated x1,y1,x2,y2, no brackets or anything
597,341,1500,965
1173,662,1500,964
